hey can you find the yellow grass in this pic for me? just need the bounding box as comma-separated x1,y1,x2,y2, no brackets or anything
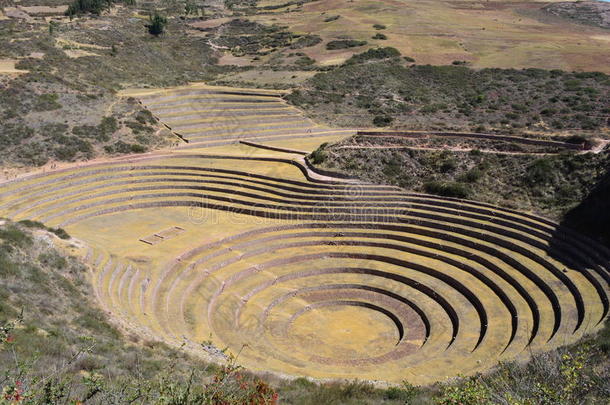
222,0,610,72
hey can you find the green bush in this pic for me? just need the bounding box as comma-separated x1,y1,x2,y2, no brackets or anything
0,225,32,248
135,109,156,125
373,115,393,126
346,47,400,64
437,376,490,405
49,227,70,240
295,55,315,67
461,168,483,183
424,181,470,198
104,141,147,154
525,158,555,186
147,13,168,37
326,39,367,50
34,93,61,112
66,0,134,16
385,382,419,401
99,116,119,134
67,0,107,16
17,220,46,229
440,159,458,173
372,33,387,40
290,35,322,49
310,143,328,164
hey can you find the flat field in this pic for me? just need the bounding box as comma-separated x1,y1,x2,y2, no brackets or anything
240,0,610,72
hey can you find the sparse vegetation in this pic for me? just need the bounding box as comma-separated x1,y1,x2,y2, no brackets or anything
287,59,609,132
324,15,340,22
309,137,610,220
208,19,321,56
326,39,368,50
345,47,400,64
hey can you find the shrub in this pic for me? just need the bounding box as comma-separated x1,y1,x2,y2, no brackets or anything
373,24,386,30
424,181,470,198
34,93,61,112
373,115,393,127
346,47,400,64
437,376,490,405
290,35,322,49
99,116,119,133
440,159,458,173
461,168,483,183
295,55,315,67
385,382,419,401
17,220,46,229
565,134,598,149
0,225,32,248
420,103,447,114
372,33,387,40
66,0,111,16
525,158,555,186
49,228,70,240
104,141,147,154
326,40,367,50
147,13,167,36
135,109,156,125
53,136,93,161
310,143,327,164
324,15,340,22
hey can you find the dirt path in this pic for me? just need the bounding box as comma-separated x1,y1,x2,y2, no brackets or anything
334,145,557,156
590,139,610,154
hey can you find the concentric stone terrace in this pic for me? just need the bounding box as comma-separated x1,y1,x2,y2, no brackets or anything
127,84,354,149
0,150,608,384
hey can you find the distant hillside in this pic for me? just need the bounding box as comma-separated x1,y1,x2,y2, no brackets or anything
543,1,610,29
287,54,610,134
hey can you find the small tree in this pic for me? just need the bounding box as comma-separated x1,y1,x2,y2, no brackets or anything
48,21,59,35
185,1,197,16
147,12,167,36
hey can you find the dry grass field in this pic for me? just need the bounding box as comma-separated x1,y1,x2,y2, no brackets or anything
228,0,610,72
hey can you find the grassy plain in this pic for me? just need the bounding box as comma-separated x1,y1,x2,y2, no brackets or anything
238,0,610,72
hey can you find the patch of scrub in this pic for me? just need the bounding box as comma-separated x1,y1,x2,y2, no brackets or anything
63,49,101,58
18,5,69,16
55,38,111,51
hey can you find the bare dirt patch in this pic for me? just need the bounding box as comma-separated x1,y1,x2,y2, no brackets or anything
0,59,28,75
